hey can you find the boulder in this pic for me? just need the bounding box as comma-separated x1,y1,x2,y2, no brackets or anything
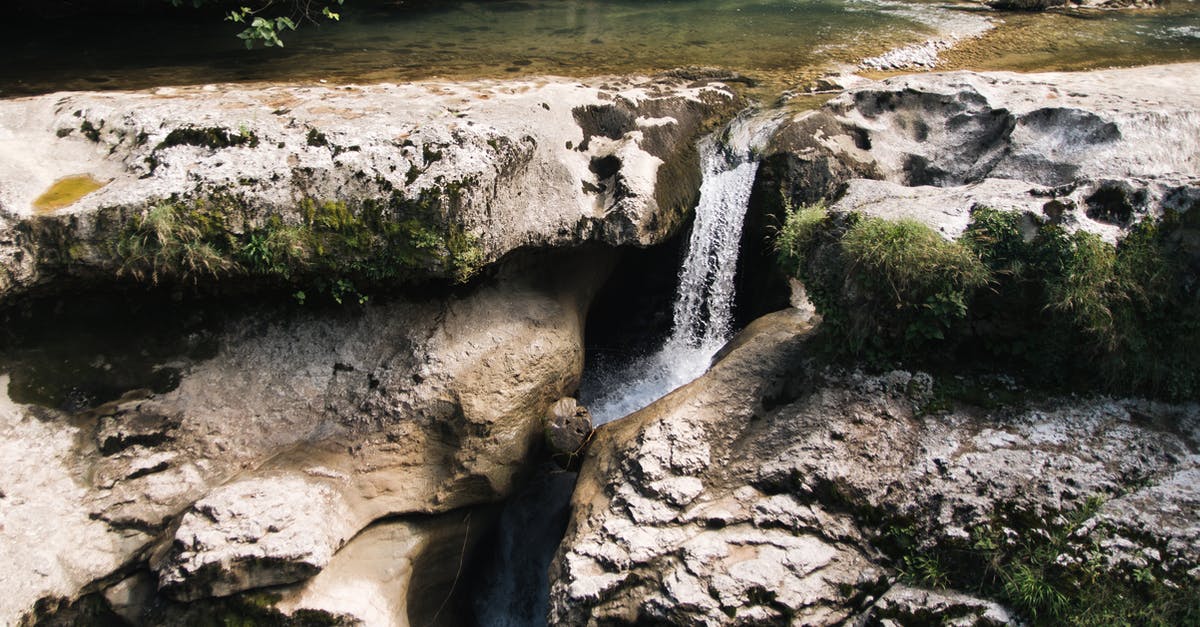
759,63,1200,243
855,585,1018,626
544,397,593,457
550,308,1200,624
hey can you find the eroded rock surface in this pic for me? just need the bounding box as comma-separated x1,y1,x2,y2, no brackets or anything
759,63,1200,241
1,248,610,624
551,309,1200,624
0,74,739,302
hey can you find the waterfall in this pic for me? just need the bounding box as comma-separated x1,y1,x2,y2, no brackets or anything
582,110,783,425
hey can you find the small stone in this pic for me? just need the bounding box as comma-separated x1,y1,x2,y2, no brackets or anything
545,397,593,456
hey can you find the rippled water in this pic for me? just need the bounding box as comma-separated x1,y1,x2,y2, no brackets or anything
0,0,965,96
937,2,1200,73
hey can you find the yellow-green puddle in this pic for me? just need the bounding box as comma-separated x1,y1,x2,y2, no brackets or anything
33,175,106,214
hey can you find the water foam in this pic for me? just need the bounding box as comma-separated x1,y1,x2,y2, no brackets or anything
582,110,782,425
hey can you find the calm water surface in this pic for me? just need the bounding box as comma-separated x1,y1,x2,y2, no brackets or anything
0,0,973,96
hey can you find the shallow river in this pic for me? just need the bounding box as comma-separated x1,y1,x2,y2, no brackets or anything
3,0,1197,98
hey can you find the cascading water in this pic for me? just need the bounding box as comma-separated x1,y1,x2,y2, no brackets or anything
472,110,783,627
582,109,784,425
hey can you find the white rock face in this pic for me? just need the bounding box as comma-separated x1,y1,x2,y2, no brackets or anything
0,377,150,624
550,309,1200,625
154,475,356,600
0,247,609,623
765,63,1200,241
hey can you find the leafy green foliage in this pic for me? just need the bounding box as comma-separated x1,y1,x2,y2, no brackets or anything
168,0,345,48
776,203,988,357
776,203,1200,400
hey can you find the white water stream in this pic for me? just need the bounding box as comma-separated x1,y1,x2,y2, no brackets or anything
582,110,784,425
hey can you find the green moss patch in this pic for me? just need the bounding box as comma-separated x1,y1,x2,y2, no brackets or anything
106,186,485,302
157,126,260,151
32,175,106,213
777,204,1200,400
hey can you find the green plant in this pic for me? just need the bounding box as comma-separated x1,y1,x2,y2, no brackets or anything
114,202,233,284
774,203,1200,400
169,0,345,49
880,495,1200,626
306,128,329,148
773,200,827,277
900,554,950,590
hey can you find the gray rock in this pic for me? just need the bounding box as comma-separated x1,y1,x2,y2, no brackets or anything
824,64,1200,188
153,475,355,601
264,508,495,627
855,585,1019,626
1,248,611,622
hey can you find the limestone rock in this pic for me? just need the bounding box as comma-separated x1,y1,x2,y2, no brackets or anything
1,248,609,622
550,308,1200,624
0,75,740,304
154,475,356,601
761,63,1200,244
267,506,496,624
822,64,1200,188
550,311,887,626
855,585,1018,626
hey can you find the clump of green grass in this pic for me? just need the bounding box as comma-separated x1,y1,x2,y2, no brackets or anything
114,202,233,284
777,203,988,357
774,200,828,277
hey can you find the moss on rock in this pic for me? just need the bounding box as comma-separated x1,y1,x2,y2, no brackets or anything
91,183,486,302
776,204,1200,400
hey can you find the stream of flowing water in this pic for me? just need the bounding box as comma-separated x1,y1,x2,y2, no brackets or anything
473,110,782,627
581,110,784,425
